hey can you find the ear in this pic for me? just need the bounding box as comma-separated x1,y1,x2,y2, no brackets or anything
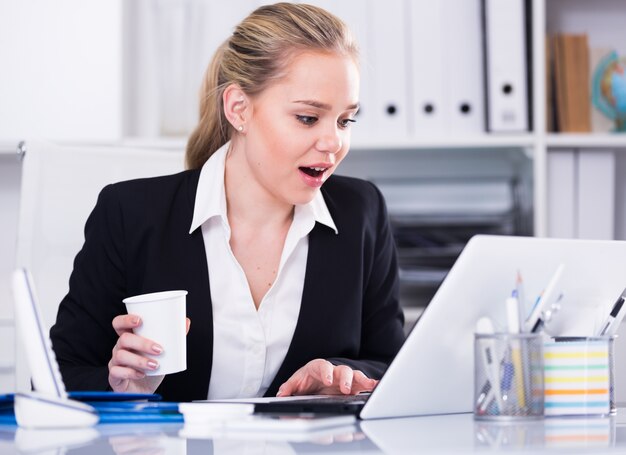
223,84,249,132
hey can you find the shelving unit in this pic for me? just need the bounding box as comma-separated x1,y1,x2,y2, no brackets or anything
0,142,22,156
546,133,626,148
350,134,536,151
538,0,626,403
538,0,626,242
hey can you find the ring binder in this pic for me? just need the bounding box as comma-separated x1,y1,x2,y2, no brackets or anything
482,0,531,132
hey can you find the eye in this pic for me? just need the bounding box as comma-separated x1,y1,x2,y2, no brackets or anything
296,115,318,126
338,118,357,129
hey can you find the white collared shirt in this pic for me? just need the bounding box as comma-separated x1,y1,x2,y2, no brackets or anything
189,142,338,398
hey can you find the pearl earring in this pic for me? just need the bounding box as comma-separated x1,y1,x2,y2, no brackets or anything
238,125,244,132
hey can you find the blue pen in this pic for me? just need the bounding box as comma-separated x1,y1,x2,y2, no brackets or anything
500,361,514,401
524,264,564,333
515,270,526,323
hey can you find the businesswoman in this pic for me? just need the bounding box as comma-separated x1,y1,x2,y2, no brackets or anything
50,2,405,402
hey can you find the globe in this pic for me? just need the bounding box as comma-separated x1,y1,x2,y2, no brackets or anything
592,50,626,132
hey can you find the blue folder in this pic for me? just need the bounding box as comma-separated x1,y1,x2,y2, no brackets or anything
0,392,183,425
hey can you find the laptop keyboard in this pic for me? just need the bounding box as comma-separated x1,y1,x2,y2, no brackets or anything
253,394,370,415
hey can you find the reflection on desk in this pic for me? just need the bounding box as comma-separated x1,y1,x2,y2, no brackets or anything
3,412,626,454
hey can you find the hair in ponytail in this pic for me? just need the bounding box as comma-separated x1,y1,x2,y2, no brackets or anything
185,2,358,169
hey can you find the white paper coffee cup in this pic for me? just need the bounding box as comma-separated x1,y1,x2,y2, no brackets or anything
123,290,188,376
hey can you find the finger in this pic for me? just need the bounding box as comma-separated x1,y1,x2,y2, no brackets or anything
112,314,141,337
111,347,161,374
313,359,335,387
277,365,312,396
186,317,191,335
117,332,163,357
109,364,146,383
333,365,354,394
108,372,128,391
351,370,378,393
276,374,299,397
277,359,335,396
277,361,320,396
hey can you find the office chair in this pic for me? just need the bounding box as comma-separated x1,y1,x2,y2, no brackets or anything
14,140,185,390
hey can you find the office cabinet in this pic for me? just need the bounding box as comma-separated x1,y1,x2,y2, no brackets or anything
543,0,626,240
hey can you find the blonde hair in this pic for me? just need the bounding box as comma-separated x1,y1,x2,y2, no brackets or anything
185,2,358,169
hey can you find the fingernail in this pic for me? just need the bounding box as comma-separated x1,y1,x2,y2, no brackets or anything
136,371,146,379
152,344,163,354
276,390,283,397
132,316,140,326
344,381,351,389
147,360,158,369
326,374,333,383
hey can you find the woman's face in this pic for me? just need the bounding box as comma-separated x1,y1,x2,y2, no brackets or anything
241,51,360,206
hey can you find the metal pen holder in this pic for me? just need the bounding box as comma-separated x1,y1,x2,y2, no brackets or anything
474,333,544,420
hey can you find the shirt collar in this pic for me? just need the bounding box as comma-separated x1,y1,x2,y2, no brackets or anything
188,141,338,235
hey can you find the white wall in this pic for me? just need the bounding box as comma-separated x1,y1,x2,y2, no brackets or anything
0,0,124,393
0,0,123,142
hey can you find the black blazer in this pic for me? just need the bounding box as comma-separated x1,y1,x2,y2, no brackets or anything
50,170,405,402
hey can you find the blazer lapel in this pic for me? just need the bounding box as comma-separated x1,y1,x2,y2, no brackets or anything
159,171,214,401
265,223,338,396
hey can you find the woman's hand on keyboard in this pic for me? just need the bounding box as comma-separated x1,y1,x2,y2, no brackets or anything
276,358,378,396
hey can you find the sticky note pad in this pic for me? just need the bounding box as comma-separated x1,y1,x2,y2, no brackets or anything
543,339,611,416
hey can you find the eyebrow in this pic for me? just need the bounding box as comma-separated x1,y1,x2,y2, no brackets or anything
292,100,360,111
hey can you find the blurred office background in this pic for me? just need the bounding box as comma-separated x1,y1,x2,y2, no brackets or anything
1,0,625,394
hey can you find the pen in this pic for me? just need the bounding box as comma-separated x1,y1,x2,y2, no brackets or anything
598,289,626,336
514,273,533,409
527,292,564,334
515,271,526,330
476,317,504,414
524,264,564,333
506,294,526,408
475,381,492,413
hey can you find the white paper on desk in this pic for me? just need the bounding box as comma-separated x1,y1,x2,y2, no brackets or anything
196,394,334,404
224,415,356,435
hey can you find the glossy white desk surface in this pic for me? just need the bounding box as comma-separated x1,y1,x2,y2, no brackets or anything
3,412,626,454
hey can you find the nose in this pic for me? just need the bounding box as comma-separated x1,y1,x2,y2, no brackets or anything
315,126,343,155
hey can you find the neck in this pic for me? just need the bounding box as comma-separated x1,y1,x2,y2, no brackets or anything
224,141,294,227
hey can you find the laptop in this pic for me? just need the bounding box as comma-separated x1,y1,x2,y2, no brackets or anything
206,235,626,419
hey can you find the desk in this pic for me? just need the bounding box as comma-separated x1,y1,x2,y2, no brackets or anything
2,412,626,454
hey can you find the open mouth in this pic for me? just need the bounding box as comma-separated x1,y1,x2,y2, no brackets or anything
299,166,327,178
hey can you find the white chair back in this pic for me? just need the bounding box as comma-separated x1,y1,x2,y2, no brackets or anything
15,140,185,390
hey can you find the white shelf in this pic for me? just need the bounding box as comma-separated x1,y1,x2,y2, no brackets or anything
120,136,187,150
1,136,537,156
546,133,626,149
0,141,23,156
351,133,536,151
